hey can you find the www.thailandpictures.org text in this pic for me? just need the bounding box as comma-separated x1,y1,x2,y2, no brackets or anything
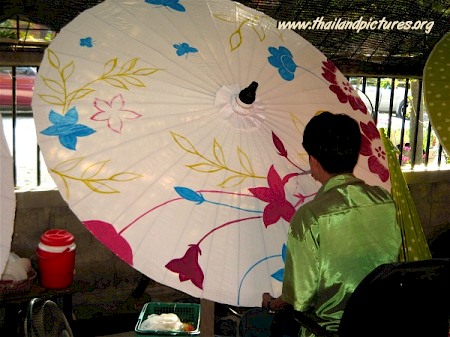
277,17,435,34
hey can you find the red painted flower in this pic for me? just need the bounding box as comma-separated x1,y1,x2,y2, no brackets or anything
83,220,133,265
91,93,141,133
165,244,204,289
248,165,296,227
321,60,367,114
360,121,389,182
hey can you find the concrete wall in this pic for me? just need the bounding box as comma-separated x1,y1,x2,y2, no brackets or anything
403,170,450,238
11,190,193,321
9,170,450,321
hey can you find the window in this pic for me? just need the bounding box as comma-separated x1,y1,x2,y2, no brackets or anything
349,76,449,170
0,17,56,45
0,65,55,188
1,18,57,189
1,66,449,189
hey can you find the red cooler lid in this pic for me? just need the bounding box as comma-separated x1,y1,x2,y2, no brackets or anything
40,229,74,246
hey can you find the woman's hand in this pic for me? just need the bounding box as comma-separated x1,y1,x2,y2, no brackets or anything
262,292,274,311
262,293,289,312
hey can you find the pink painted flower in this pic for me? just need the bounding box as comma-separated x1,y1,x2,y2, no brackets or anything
83,220,133,265
165,244,204,290
91,94,141,133
248,165,296,227
321,60,367,114
360,121,389,182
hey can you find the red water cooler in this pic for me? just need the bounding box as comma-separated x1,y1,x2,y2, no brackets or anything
37,229,76,289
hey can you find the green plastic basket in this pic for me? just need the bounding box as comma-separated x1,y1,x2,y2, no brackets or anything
135,302,201,335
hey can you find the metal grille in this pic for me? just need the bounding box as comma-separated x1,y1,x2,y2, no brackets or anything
349,75,449,169
1,66,448,189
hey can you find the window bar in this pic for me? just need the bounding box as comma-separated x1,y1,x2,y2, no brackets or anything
360,76,376,122
36,66,42,186
398,79,410,167
410,79,423,169
4,71,444,188
437,145,443,166
37,146,41,186
12,67,18,186
373,78,382,125
424,121,433,166
386,78,395,138
361,76,367,105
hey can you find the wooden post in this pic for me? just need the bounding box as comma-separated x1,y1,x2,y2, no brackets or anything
200,298,215,336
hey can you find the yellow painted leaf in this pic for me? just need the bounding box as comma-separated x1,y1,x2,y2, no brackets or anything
109,172,143,181
218,175,246,188
213,139,226,165
81,161,108,179
291,112,305,134
213,13,238,23
67,88,95,101
133,68,160,76
104,58,118,75
41,77,64,94
61,61,75,80
85,181,119,194
252,24,266,42
230,30,243,51
237,147,254,175
53,157,84,173
39,94,64,105
103,78,128,89
171,132,199,155
187,163,222,173
123,76,145,87
121,58,138,72
59,176,70,199
47,49,61,69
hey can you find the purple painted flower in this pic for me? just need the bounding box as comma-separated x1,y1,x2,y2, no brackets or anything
165,244,204,289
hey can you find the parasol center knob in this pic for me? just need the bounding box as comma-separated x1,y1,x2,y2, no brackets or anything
215,83,265,129
238,81,259,106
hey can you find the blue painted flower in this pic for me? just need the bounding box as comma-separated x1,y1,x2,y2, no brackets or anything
174,42,198,57
174,186,205,204
268,46,297,81
80,37,93,48
271,244,287,282
145,0,185,12
40,107,96,150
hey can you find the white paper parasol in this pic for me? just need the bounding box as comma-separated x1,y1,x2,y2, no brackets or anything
0,113,16,275
32,0,391,307
423,31,450,154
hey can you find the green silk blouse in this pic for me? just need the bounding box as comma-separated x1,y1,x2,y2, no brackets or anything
281,174,401,336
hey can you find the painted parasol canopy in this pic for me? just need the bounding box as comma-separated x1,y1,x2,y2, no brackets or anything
32,0,391,306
